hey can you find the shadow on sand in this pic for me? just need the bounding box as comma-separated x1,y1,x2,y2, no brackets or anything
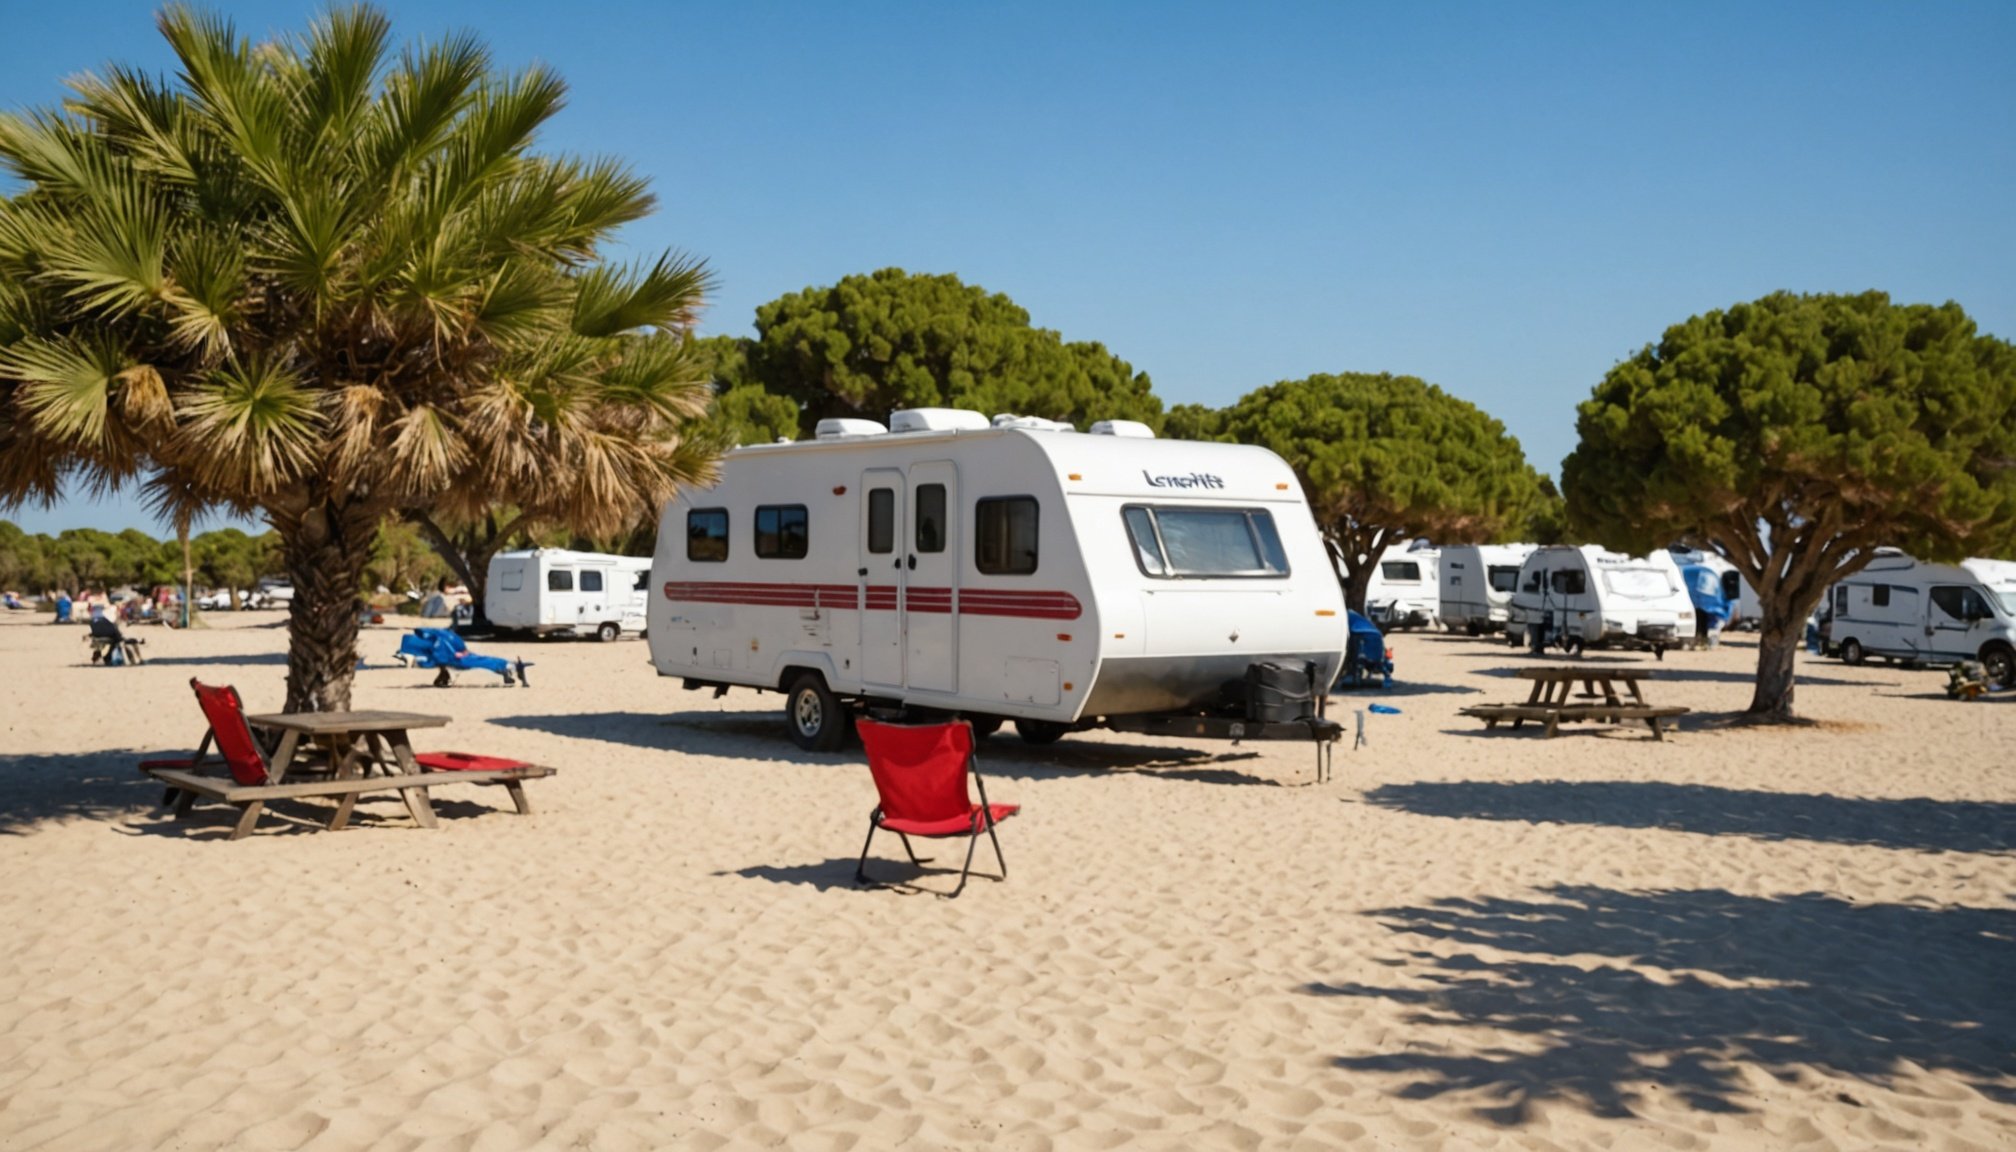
1362,780,2016,855
722,854,1005,897
1308,886,2016,1123
491,711,1295,786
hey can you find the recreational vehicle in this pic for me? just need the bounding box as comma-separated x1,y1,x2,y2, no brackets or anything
485,549,653,641
1361,543,1440,630
647,409,1349,750
1438,544,1536,634
1667,547,1761,630
1823,554,2016,684
1506,545,1696,656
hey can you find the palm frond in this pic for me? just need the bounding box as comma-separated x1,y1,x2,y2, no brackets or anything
172,352,323,494
292,4,391,147
571,252,714,338
0,332,127,447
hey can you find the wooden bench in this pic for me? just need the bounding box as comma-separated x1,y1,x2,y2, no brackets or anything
1460,701,1690,740
145,762,556,839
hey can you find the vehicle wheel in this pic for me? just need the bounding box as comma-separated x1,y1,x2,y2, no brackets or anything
1840,638,1865,666
785,673,851,752
1563,636,1584,657
1981,644,2015,689
966,716,1004,738
596,621,620,643
1467,621,1484,637
1016,719,1070,746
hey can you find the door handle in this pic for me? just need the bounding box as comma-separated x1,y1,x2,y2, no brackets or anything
907,555,917,570
857,567,868,577
893,558,903,569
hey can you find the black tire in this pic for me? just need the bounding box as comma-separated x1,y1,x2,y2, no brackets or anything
1840,638,1865,666
1016,719,1070,746
596,621,620,643
785,673,851,752
1981,644,2015,690
966,716,1004,738
1466,621,1484,637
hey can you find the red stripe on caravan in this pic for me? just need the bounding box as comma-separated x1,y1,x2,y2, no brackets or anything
662,581,1082,620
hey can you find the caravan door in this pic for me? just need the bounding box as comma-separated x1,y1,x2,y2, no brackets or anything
1928,585,1991,661
860,470,905,688
906,461,959,693
575,564,612,631
542,561,580,629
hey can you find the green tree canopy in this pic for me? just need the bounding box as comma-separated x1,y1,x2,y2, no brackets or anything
1199,372,1550,612
746,268,1161,435
1563,290,2016,719
0,5,717,708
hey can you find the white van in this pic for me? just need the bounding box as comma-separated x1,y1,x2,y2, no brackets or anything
1362,543,1440,630
1507,545,1696,656
1825,554,2016,683
1439,544,1536,634
647,408,1348,749
486,549,653,641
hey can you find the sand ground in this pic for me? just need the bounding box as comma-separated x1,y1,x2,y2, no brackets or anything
0,611,2010,1151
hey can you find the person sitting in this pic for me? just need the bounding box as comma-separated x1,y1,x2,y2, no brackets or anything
87,607,144,666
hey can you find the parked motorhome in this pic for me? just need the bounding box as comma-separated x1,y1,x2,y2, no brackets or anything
647,409,1349,749
1823,554,2016,684
1506,546,1696,656
1667,547,1762,629
485,549,653,641
1438,544,1536,634
1362,543,1440,630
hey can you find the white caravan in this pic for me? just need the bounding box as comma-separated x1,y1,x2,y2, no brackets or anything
486,549,653,641
1439,544,1537,634
1506,545,1696,655
647,409,1349,749
1361,543,1440,630
1824,554,2016,684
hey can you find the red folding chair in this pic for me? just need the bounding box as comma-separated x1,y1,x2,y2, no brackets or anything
855,717,1018,897
140,679,274,810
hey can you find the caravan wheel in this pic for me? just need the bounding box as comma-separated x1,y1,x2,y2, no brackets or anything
1840,638,1865,666
596,621,620,643
1980,644,2014,689
1016,719,1069,746
785,673,852,752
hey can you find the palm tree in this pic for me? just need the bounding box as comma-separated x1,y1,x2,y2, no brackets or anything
0,5,717,710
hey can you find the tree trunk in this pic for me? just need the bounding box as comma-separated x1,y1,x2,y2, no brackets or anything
1746,600,1807,721
1341,556,1376,616
278,500,381,712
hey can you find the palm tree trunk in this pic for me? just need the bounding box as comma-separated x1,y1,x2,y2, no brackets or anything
279,500,379,712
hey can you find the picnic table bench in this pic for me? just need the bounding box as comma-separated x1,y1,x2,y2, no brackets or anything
1460,666,1689,740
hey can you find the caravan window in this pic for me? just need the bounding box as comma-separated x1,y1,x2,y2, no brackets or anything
1381,560,1422,582
1523,569,1543,593
1550,569,1587,596
1603,567,1673,599
548,569,574,592
1123,506,1288,579
498,566,523,593
1721,571,1742,601
1488,566,1521,593
635,570,652,591
915,484,947,553
867,489,895,554
687,509,729,562
1872,585,1890,608
755,505,809,559
1833,586,1848,614
1931,587,1988,622
976,497,1039,575
580,569,604,593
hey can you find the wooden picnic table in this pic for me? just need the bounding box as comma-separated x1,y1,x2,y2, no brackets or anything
1461,666,1688,740
245,710,451,830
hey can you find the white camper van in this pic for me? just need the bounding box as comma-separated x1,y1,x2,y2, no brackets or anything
647,409,1349,750
1506,545,1696,656
486,549,653,641
1439,544,1537,634
1361,544,1440,630
1824,554,2016,684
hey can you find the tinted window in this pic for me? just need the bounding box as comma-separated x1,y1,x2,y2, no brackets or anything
635,570,651,591
867,489,894,554
1523,569,1542,593
1721,572,1742,600
755,505,809,559
1382,561,1422,581
1872,585,1890,607
1123,506,1289,578
1834,586,1848,613
1931,586,1986,622
580,569,604,593
915,484,947,553
548,569,574,592
1488,565,1521,593
687,509,728,562
976,497,1039,575
1550,569,1587,595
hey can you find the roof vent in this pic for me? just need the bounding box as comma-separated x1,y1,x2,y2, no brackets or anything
814,418,887,440
991,414,1075,432
889,408,990,433
1089,419,1155,438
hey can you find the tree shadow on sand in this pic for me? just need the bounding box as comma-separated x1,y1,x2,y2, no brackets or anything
490,711,1294,786
0,751,162,835
1362,780,2016,855
1308,886,2016,1123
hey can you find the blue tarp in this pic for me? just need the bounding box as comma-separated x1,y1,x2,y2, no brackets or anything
1337,610,1394,690
397,627,512,678
1681,564,1733,631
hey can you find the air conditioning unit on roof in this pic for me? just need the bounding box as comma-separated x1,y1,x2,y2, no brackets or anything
888,408,990,433
814,418,886,440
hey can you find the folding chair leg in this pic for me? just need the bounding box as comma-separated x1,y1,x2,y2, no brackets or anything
229,801,265,841
855,821,880,885
897,833,932,866
948,832,982,899
984,817,1007,879
504,780,531,815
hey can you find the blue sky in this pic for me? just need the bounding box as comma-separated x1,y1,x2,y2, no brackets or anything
4,0,2012,536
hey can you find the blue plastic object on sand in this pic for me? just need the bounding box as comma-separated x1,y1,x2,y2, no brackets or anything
1367,704,1401,715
